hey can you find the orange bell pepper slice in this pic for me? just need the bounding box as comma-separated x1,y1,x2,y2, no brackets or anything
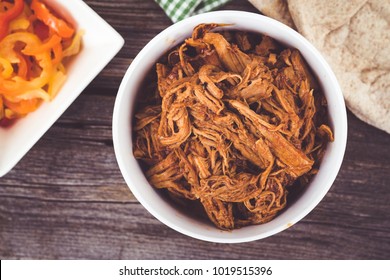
23,33,62,55
30,0,74,38
4,98,41,115
0,0,25,41
51,42,63,65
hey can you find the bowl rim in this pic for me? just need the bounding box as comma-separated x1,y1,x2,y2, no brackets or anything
113,10,348,243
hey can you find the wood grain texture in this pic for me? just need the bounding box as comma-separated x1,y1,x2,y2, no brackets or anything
0,0,389,260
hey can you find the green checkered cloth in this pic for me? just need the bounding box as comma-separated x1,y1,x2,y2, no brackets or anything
155,0,231,22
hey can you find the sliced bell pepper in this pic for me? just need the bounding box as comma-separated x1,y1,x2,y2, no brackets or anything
0,0,25,41
62,30,83,57
4,97,41,115
0,32,53,96
51,42,63,65
24,34,61,55
1,0,82,126
9,17,30,32
30,0,74,38
0,57,14,78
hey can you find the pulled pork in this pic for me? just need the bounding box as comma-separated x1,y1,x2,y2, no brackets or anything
133,24,333,230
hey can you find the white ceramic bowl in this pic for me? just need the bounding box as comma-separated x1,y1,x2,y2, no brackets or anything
113,11,347,243
0,0,124,177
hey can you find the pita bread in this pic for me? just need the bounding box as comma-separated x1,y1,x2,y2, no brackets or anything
249,0,390,133
248,0,295,28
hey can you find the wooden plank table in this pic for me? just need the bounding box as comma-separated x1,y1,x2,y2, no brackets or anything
1,0,389,259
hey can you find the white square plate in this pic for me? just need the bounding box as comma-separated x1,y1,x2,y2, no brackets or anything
0,0,124,176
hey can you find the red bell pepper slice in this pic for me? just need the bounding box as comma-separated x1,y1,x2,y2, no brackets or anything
0,0,25,41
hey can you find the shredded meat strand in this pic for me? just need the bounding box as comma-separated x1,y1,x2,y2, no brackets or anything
133,24,333,230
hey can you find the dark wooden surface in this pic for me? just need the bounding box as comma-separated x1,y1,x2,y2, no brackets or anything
1,0,390,260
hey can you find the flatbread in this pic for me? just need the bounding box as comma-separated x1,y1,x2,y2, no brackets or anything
248,0,295,28
249,0,390,133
